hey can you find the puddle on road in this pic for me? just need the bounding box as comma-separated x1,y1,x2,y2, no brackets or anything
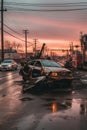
35,98,87,130
41,97,87,115
13,97,87,130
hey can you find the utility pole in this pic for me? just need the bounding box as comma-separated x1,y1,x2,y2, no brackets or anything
0,0,7,61
80,32,83,53
23,30,29,59
33,39,38,56
70,42,73,55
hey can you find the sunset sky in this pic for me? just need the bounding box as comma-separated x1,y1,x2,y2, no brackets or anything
1,0,87,54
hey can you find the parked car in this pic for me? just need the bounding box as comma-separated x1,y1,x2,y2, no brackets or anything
0,59,18,71
19,59,74,91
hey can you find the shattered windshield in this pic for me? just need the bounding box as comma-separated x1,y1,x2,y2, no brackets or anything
41,60,62,67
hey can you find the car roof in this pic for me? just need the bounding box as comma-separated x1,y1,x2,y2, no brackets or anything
31,59,52,62
3,59,13,61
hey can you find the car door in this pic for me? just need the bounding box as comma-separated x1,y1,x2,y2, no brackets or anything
32,61,42,78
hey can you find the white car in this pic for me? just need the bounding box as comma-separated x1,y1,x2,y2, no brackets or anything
0,59,18,71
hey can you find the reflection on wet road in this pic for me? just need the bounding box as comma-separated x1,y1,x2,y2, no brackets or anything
0,71,87,130
12,92,87,130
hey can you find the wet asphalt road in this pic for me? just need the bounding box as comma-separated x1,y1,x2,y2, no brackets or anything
0,70,87,130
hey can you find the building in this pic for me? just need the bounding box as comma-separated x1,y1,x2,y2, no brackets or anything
0,48,19,60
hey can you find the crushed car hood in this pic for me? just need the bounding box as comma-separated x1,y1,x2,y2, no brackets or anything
44,67,70,72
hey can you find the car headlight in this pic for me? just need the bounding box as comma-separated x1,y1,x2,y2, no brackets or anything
50,72,58,77
8,64,12,67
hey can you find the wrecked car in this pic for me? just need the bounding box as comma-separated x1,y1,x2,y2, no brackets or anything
19,59,74,91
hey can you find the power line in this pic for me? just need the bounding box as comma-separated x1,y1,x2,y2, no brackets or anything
4,3,87,7
4,6,87,12
3,29,34,46
5,5,87,8
2,28,30,44
3,23,22,36
4,30,26,43
4,2,87,6
4,30,25,42
0,21,22,36
4,1,87,12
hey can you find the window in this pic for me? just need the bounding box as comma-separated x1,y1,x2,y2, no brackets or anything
34,61,41,67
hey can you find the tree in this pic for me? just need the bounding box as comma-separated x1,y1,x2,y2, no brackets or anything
4,40,11,49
